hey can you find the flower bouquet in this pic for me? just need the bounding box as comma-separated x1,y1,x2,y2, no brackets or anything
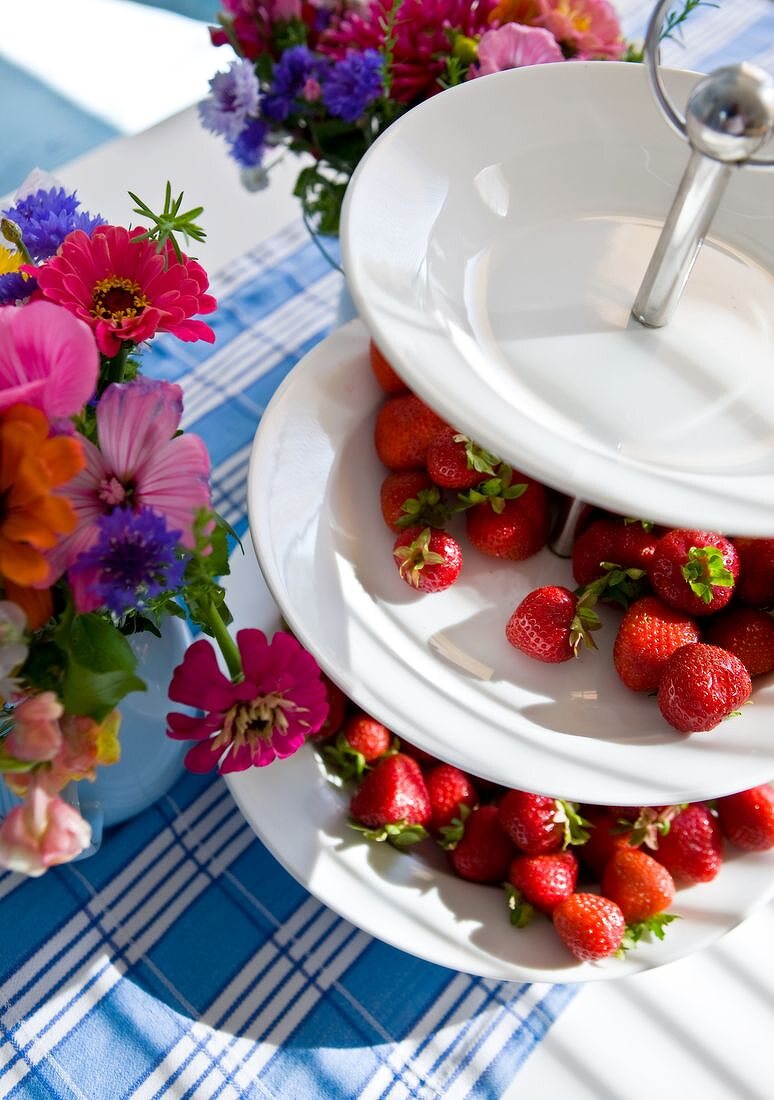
0,176,329,876
200,0,704,236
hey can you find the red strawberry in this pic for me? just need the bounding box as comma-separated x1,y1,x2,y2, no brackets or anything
703,606,774,677
465,471,550,561
349,752,431,846
508,850,578,918
309,673,348,742
379,471,447,533
425,427,498,490
572,519,658,588
396,739,439,768
498,790,588,856
449,804,516,883
323,712,394,781
424,763,479,834
369,340,409,396
715,785,774,851
578,806,639,879
650,529,739,616
657,642,752,733
733,537,774,607
601,847,675,923
393,526,462,592
374,394,447,471
613,596,701,692
650,802,723,884
553,893,626,961
505,585,600,663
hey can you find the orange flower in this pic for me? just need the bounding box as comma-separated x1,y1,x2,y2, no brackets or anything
489,0,541,24
0,406,84,588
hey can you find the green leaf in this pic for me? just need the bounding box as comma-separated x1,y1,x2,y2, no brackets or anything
504,883,536,928
55,614,146,721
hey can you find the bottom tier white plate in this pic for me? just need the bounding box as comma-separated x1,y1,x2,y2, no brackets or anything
223,537,774,983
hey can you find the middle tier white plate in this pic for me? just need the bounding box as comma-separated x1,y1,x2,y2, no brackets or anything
247,321,774,806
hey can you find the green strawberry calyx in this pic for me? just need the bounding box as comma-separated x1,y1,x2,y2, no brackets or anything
617,913,680,955
554,800,591,847
569,589,603,655
453,434,500,477
681,545,734,603
578,563,647,612
395,486,450,530
623,517,654,532
394,528,446,586
349,818,429,848
622,804,686,849
321,730,397,784
504,883,536,928
453,465,527,515
437,803,472,850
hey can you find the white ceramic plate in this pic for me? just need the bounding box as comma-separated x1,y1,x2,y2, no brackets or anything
246,321,774,806
223,537,774,983
341,62,774,538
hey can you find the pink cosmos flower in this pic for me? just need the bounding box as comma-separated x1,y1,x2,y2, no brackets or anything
49,379,211,611
536,0,624,59
474,23,564,75
167,629,329,772
4,692,63,762
29,225,217,357
0,783,91,876
0,301,99,422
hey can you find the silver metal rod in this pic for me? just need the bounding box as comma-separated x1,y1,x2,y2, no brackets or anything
632,150,733,328
549,496,589,558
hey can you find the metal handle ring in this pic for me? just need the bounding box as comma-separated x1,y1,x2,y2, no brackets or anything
644,0,774,168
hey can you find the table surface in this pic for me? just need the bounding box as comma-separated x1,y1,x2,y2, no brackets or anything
4,3,774,1096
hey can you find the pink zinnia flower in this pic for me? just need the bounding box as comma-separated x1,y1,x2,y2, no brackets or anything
49,379,211,611
536,0,624,59
474,23,563,74
0,782,91,876
167,629,329,772
29,225,216,357
320,0,500,103
0,301,99,422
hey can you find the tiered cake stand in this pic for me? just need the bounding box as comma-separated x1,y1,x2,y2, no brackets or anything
226,57,774,981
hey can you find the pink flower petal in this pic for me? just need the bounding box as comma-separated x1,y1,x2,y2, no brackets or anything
184,740,224,773
168,638,236,711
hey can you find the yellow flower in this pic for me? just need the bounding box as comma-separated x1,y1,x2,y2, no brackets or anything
0,246,23,277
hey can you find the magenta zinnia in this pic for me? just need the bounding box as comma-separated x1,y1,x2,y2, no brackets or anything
166,629,329,772
30,224,217,357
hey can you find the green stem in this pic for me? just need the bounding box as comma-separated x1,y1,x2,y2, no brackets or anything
103,345,131,388
204,599,243,681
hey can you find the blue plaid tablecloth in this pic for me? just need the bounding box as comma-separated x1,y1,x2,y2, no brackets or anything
2,5,774,1093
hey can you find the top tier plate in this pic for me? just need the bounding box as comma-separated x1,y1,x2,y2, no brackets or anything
341,62,774,537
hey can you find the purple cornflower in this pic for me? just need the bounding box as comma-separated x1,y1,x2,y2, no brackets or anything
322,49,383,124
199,59,261,142
71,506,186,617
261,46,327,122
230,118,269,168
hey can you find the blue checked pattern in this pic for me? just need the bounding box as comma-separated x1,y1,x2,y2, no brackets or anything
1,9,773,1094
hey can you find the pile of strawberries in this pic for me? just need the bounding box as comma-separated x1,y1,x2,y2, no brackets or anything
369,340,774,735
312,679,774,963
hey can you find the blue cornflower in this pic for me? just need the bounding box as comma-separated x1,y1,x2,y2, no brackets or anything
230,118,269,168
71,506,186,618
261,46,326,122
199,59,261,142
0,272,30,304
322,50,384,124
2,187,103,261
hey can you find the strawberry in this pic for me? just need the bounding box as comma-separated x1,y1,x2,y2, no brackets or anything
369,340,409,396
578,806,639,879
393,526,462,592
703,606,774,677
308,673,348,742
552,893,626,961
715,785,774,851
425,427,499,490
464,469,549,561
572,518,658,588
323,712,394,781
650,529,739,616
613,595,701,692
505,585,601,663
600,847,675,923
497,790,589,856
507,850,578,921
374,394,447,471
379,471,448,533
349,752,431,846
396,738,439,768
657,642,752,733
424,763,479,835
449,804,516,883
650,802,723,884
733,537,774,607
